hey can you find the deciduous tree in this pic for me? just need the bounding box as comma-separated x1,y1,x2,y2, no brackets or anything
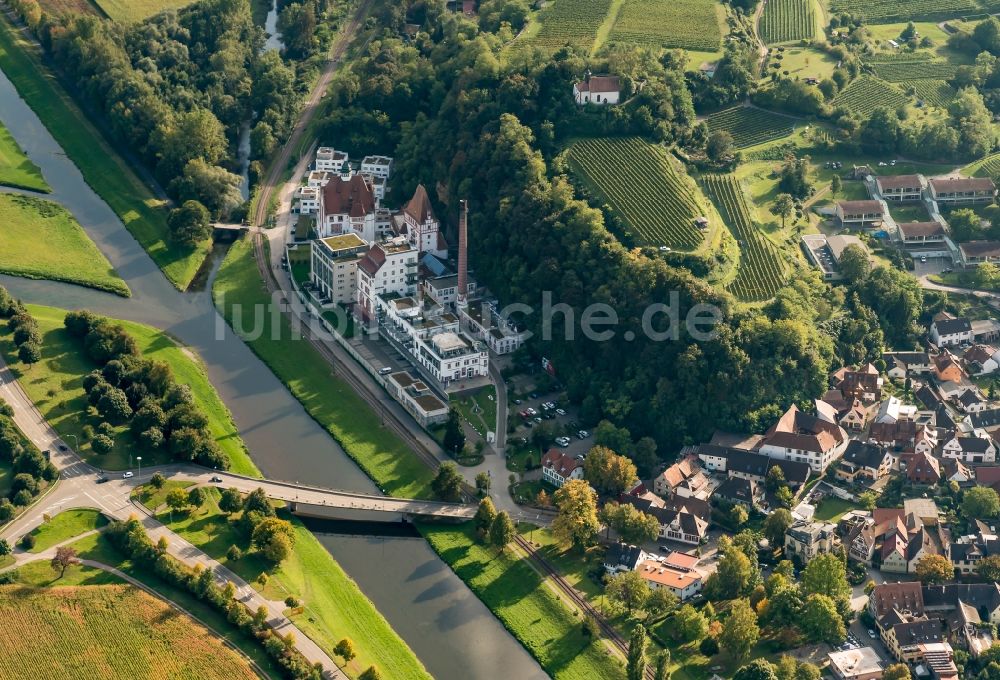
721,599,759,664
431,462,464,502
626,624,647,680
801,553,850,602
599,502,659,544
50,546,79,578
882,663,911,680
334,638,356,663
488,511,515,552
607,570,651,615
964,486,1000,520
475,497,498,536
799,593,846,643
915,554,954,584
763,508,793,549
673,604,708,642
583,446,638,496
552,479,600,550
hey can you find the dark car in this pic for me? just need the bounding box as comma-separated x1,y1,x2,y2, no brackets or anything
58,444,68,452
210,476,223,483
96,475,109,484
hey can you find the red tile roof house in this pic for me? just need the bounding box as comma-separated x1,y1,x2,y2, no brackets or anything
928,177,997,206
835,200,885,230
541,449,584,488
572,74,620,106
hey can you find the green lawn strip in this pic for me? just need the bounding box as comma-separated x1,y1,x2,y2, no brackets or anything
0,14,209,290
93,0,199,22
0,118,48,192
212,237,435,499
811,496,859,522
0,193,129,296
134,480,194,511
154,487,430,680
12,557,124,587
26,508,107,553
0,304,260,477
419,522,625,680
67,532,285,677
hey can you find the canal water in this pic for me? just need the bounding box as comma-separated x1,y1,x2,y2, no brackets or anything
0,63,547,680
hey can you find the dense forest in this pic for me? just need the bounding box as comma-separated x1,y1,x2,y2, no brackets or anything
317,0,926,459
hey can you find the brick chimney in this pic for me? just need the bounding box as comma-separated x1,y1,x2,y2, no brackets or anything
457,199,468,306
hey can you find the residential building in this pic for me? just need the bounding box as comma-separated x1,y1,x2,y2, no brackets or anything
960,241,1000,267
694,444,811,488
847,508,934,571
941,433,997,464
875,396,917,425
833,363,883,404
573,73,620,105
384,371,449,427
840,401,870,432
958,388,989,414
785,519,838,560
964,344,1000,375
835,200,886,229
458,299,528,355
973,318,1000,344
307,170,334,188
933,351,966,383
315,146,348,173
884,351,933,379
930,313,974,347
876,174,925,202
400,184,447,259
827,648,884,680
653,456,705,497
318,174,378,241
712,477,759,508
898,221,945,246
868,420,919,451
928,177,997,205
603,543,649,574
296,186,319,214
310,233,368,305
541,449,584,488
949,523,1000,575
636,552,703,601
356,237,419,319
758,405,848,473
618,494,710,545
801,233,871,280
899,451,941,485
360,155,393,179
836,440,893,483
375,295,488,388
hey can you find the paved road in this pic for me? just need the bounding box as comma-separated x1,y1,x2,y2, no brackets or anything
0,353,346,679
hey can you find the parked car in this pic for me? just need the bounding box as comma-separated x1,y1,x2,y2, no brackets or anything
96,475,109,484
555,437,571,447
577,430,590,439
555,408,566,416
868,630,877,639
533,417,542,424
122,471,134,479
210,476,223,483
513,399,522,405
378,366,393,375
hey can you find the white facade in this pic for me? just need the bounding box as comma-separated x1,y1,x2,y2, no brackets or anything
310,233,367,305
297,186,319,214
315,147,349,173
941,433,997,464
357,238,419,319
460,300,528,355
360,155,394,179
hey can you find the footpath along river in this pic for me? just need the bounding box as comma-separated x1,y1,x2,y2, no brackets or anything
0,62,547,680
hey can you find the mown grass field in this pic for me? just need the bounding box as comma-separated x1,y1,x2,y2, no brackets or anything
609,0,723,52
565,137,709,249
93,0,199,22
0,120,48,192
0,193,129,296
154,486,431,680
36,0,102,15
0,585,261,680
705,106,796,149
212,237,435,499
26,508,107,552
0,304,259,476
759,0,818,44
420,522,624,680
0,14,209,289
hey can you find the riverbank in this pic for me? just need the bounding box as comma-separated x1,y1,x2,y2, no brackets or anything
0,303,259,476
0,118,47,192
144,484,432,680
0,193,129,297
0,12,209,290
212,237,436,498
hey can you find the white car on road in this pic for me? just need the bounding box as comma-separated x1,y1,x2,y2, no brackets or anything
122,471,134,479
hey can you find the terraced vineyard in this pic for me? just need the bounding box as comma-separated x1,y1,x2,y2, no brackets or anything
969,153,1000,178
829,0,978,22
910,79,957,108
702,175,788,301
871,60,958,82
525,0,613,50
759,0,817,44
833,76,909,116
566,137,707,249
705,107,796,149
608,0,722,51
865,52,934,63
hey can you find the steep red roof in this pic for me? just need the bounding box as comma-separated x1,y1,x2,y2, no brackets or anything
575,75,620,93
358,244,386,277
322,175,375,218
404,184,436,224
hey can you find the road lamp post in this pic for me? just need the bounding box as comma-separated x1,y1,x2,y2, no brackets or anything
137,456,142,481
66,434,79,450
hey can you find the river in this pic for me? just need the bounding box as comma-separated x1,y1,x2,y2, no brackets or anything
0,62,547,680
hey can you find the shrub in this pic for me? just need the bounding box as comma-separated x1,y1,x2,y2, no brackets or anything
285,596,300,608
227,545,243,561
12,490,32,507
19,533,35,549
91,434,114,454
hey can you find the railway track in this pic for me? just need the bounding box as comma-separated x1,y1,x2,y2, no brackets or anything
513,535,656,678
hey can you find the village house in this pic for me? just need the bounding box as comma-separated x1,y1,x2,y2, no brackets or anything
833,363,883,404
964,344,1000,375
572,72,620,106
541,449,584,488
839,401,870,432
618,494,711,545
652,456,712,499
941,433,997,464
931,313,974,348
876,174,926,202
958,388,990,414
884,351,933,380
712,477,760,509
784,519,838,561
602,543,649,574
835,200,886,229
758,405,848,473
635,551,704,601
899,450,942,485
949,522,1000,575
898,221,946,246
934,351,967,383
847,507,935,572
928,177,997,205
827,647,884,680
836,440,894,483
875,396,917,425
694,444,811,489
868,420,919,452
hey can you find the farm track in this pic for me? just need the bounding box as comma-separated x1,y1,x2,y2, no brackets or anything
513,534,656,680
